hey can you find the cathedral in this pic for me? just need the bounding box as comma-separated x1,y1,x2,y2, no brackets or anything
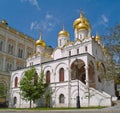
9,12,117,108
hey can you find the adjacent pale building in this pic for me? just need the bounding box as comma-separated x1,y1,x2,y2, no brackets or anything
9,13,117,108
0,20,35,105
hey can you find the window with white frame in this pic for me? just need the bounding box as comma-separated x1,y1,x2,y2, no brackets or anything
18,48,24,58
59,94,65,103
6,62,13,72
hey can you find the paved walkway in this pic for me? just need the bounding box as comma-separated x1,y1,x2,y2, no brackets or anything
1,103,120,113
0,109,120,113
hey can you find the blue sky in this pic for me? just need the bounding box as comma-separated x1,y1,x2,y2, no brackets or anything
0,0,120,47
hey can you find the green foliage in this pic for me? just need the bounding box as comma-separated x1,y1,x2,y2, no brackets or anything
102,24,120,82
103,24,120,64
0,83,7,98
20,67,48,108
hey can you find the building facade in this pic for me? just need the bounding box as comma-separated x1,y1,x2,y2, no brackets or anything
0,20,35,105
9,13,117,108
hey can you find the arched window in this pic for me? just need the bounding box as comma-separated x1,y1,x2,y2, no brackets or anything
59,94,65,103
59,68,64,82
46,71,50,83
13,96,17,105
14,77,18,87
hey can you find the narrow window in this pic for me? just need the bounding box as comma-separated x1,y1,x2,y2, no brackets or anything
77,49,79,54
59,68,64,82
69,51,71,56
18,48,20,57
13,97,17,105
11,45,13,55
21,49,23,58
46,71,50,83
8,44,11,53
15,77,18,87
59,94,65,103
6,63,9,72
85,46,87,51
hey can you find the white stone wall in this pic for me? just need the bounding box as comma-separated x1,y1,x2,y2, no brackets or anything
9,51,114,108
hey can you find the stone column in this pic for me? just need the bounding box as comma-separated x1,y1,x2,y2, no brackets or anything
15,40,18,57
4,36,8,53
3,55,6,71
53,71,56,107
24,45,27,59
85,65,89,86
14,59,16,70
67,56,71,108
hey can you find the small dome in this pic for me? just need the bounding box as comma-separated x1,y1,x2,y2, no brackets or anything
95,33,101,41
36,30,46,47
73,12,90,30
58,29,70,38
36,39,46,47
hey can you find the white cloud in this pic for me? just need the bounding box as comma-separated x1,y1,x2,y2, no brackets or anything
101,14,109,23
46,13,53,19
20,0,40,10
30,21,40,30
99,14,109,27
30,12,59,32
92,14,109,30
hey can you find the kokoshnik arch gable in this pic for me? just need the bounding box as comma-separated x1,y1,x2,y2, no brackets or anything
9,12,117,108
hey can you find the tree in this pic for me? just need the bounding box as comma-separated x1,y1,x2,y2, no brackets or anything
20,67,48,108
0,83,7,104
102,24,120,89
103,24,120,64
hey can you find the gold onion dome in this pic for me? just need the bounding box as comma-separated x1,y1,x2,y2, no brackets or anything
58,25,70,38
36,39,46,47
95,33,101,41
36,31,46,47
73,12,90,30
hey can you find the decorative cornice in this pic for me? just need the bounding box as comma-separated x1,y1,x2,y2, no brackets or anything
0,23,35,43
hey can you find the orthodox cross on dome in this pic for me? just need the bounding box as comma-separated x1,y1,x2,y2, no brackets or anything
39,29,43,40
80,9,84,18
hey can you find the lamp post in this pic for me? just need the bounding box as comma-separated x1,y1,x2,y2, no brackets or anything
75,59,80,108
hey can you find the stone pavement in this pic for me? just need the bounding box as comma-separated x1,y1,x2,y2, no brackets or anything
0,109,120,113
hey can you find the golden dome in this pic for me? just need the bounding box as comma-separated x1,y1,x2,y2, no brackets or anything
58,29,70,38
95,33,101,41
58,24,70,38
36,39,46,47
36,30,46,47
73,12,90,30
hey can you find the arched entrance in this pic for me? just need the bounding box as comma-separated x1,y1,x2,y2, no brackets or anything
97,62,106,83
88,61,95,88
71,59,86,84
